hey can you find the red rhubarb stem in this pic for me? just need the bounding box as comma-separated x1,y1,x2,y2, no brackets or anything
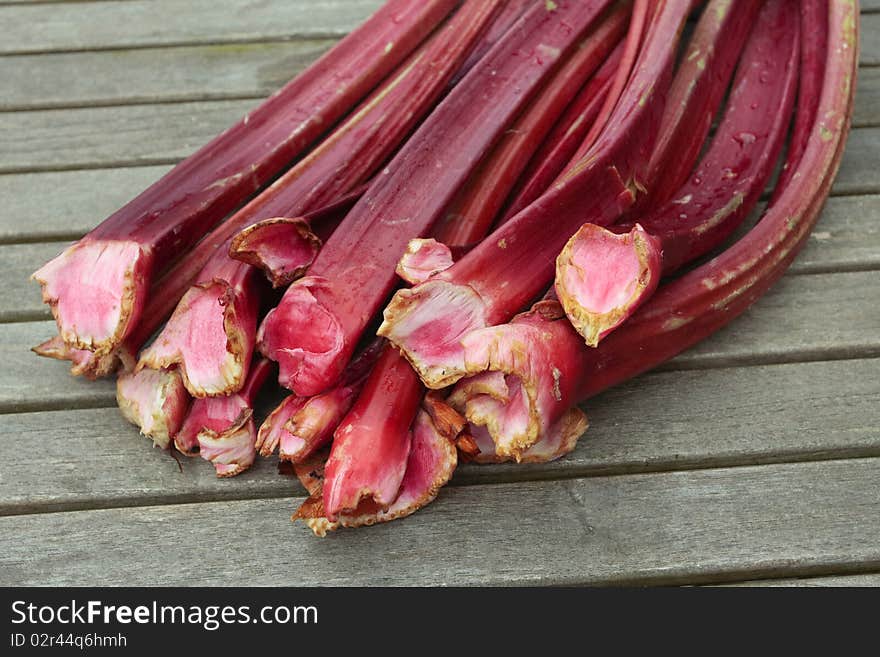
259,0,619,397
557,0,800,345
31,0,456,356
135,0,505,399
379,0,692,390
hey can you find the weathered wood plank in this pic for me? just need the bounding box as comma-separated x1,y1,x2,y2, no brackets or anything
723,573,880,587
0,165,172,244
5,270,878,411
0,321,116,413
669,270,880,370
1,458,878,586
0,0,384,55
1,357,877,515
0,241,68,321
1,41,336,111
0,98,258,173
6,191,878,321
832,127,880,196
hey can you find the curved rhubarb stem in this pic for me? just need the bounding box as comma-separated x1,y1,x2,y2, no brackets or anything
31,0,456,356
293,408,458,535
436,3,630,244
453,0,855,455
131,0,504,398
380,0,692,390
175,359,273,476
258,0,618,397
557,0,800,345
576,0,855,399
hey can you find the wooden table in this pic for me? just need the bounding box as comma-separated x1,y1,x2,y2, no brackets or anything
1,0,878,587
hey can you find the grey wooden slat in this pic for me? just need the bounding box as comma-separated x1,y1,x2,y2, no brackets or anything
1,357,877,515
670,270,880,369
832,127,880,196
6,192,879,322
0,241,68,321
1,40,336,111
0,98,258,173
723,573,880,587
861,13,880,66
6,269,879,412
854,67,880,128
1,458,878,586
0,165,172,244
0,0,384,55
0,321,116,412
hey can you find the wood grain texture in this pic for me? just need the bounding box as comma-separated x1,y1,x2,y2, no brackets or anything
1,458,878,586
723,573,880,587
0,0,385,55
668,270,880,369
1,357,877,515
0,41,336,111
0,165,173,243
7,270,879,412
0,241,68,321
0,321,116,412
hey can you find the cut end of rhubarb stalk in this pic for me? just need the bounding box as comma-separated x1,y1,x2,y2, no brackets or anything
229,217,322,288
293,410,457,534
257,276,348,396
32,240,153,354
139,277,257,398
256,394,307,456
448,304,587,460
281,385,357,463
395,238,455,285
33,335,119,379
116,367,191,450
555,223,662,347
197,409,257,478
378,279,488,389
467,406,587,464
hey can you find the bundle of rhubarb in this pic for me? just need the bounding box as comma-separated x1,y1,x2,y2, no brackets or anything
32,0,858,536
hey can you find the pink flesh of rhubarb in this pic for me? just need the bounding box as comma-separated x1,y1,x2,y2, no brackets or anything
260,0,618,397
556,224,662,346
175,358,272,476
396,239,456,286
557,0,800,347
380,0,693,390
33,241,151,354
467,406,588,464
116,367,191,449
503,45,623,221
31,0,456,355
322,346,425,519
228,184,365,288
137,0,502,399
294,409,457,534
138,256,259,397
448,301,592,458
255,394,307,457
33,335,119,379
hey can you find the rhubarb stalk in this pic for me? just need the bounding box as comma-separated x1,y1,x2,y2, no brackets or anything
31,0,457,357
136,0,504,399
379,0,693,390
259,0,618,398
556,0,800,345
